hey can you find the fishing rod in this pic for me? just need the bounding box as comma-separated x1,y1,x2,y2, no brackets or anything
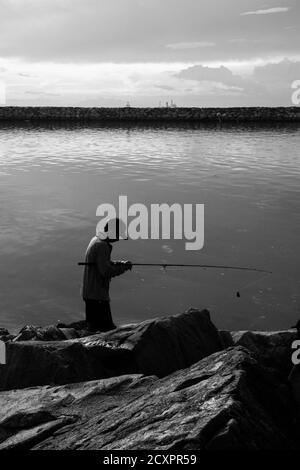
77,262,271,274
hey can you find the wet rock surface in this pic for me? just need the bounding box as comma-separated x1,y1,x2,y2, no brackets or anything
14,325,70,342
0,309,298,450
0,347,298,450
0,374,154,450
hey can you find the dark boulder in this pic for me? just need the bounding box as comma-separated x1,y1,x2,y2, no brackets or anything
229,330,296,378
0,339,132,391
0,328,10,337
57,320,90,338
0,328,14,343
0,309,223,391
75,308,224,378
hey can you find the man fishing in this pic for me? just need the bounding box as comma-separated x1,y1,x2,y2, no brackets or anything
81,218,132,332
79,222,271,331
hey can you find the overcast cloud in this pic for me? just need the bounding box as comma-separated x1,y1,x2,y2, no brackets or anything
0,0,299,106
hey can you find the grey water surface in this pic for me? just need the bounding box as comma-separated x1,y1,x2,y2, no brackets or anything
0,123,299,332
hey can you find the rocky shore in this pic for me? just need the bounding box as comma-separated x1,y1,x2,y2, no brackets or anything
0,106,300,123
0,308,299,450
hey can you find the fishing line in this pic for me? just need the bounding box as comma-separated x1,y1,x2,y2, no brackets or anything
235,271,271,298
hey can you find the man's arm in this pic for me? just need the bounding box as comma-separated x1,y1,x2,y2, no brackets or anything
96,244,131,278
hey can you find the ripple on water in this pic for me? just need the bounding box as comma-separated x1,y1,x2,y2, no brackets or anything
0,124,300,331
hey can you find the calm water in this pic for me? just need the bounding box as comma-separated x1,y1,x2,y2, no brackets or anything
0,123,300,333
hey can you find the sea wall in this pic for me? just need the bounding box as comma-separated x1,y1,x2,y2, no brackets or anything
0,106,300,123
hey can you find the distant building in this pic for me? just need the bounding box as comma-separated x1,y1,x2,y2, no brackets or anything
163,100,177,108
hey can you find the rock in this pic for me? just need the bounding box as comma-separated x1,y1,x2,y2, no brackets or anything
58,328,79,340
0,417,77,450
291,319,300,338
0,374,154,450
62,320,88,331
0,309,223,391
0,347,297,450
0,328,10,337
230,330,296,378
13,325,82,342
0,335,15,343
219,330,234,347
57,320,90,338
0,339,132,391
75,307,224,378
0,329,14,343
13,325,67,342
288,365,300,413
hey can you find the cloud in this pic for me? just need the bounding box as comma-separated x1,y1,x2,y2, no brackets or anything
228,38,262,44
25,90,60,96
175,64,266,104
250,58,300,104
240,7,290,16
155,84,175,91
1,0,299,106
175,59,300,106
176,64,244,87
4,58,300,106
253,58,300,83
0,0,298,63
166,42,215,50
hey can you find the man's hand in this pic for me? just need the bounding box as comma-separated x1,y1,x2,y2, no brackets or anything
124,261,132,271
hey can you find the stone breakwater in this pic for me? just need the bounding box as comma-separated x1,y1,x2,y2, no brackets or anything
0,308,300,450
0,106,300,123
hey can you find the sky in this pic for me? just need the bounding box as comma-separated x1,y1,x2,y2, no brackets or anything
0,0,300,106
